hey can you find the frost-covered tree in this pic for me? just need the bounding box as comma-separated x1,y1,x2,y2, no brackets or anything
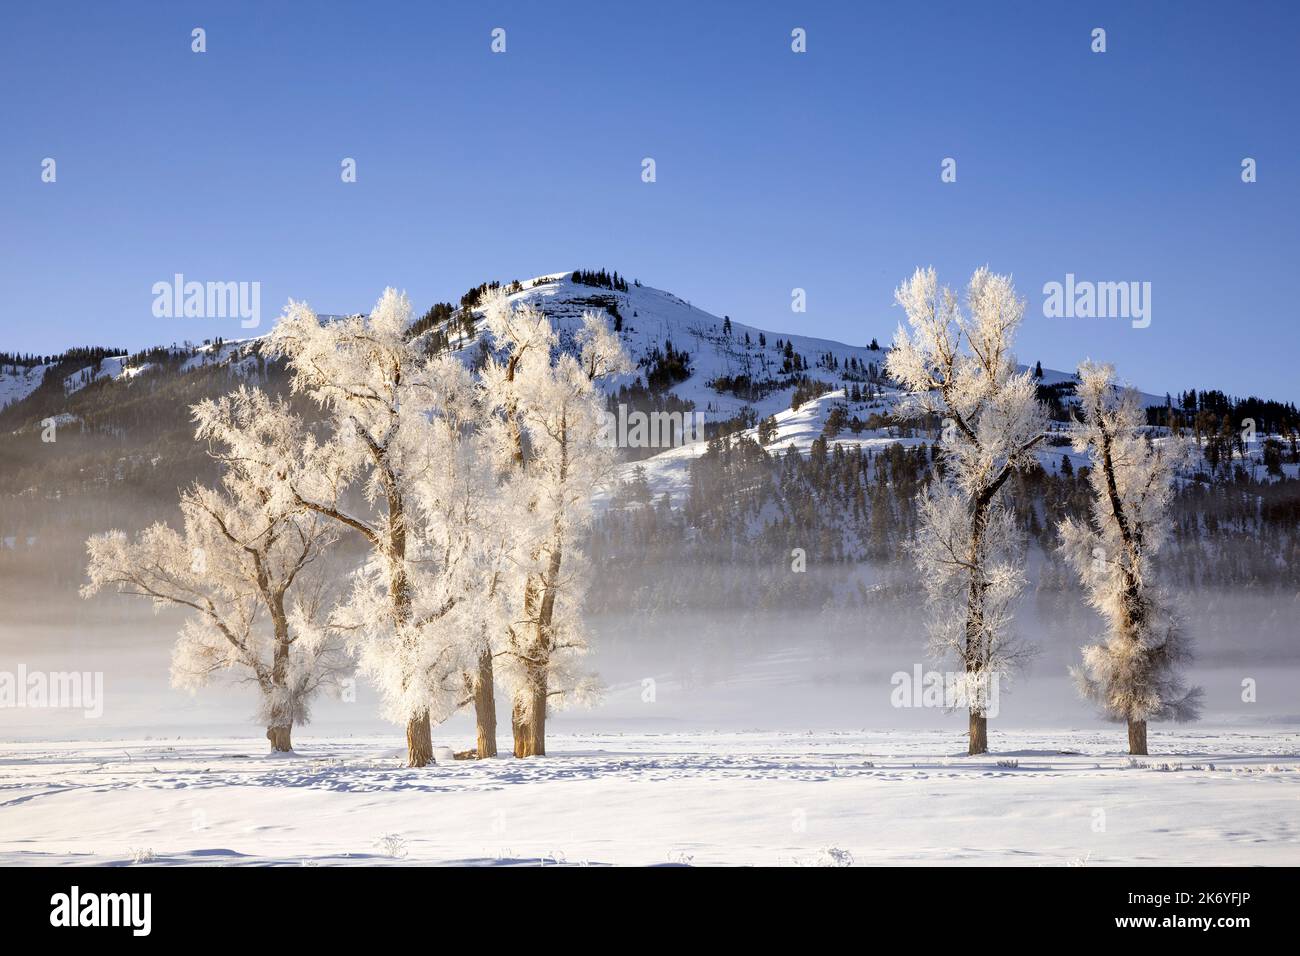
83,390,345,751
404,355,505,759
265,289,481,766
456,290,562,757
1058,362,1201,754
886,267,1047,754
482,297,631,756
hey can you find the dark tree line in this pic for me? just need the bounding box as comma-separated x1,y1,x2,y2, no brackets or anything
0,345,125,370
572,268,629,292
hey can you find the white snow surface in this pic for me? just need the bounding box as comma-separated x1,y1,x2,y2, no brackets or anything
2,729,1296,866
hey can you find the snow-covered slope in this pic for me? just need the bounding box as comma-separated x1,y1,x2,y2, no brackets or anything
0,363,48,409
1,340,264,417
440,274,1141,501
63,355,130,394
0,270,1170,434
470,272,1165,409
468,273,896,421
180,338,261,375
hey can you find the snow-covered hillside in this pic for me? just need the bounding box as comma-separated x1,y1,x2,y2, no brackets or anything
472,273,898,420
425,274,1219,504
0,340,263,415
477,272,1168,406
0,362,49,409
0,272,1146,419
2,355,163,408
0,273,1226,488
445,274,1126,500
63,355,134,394
179,338,260,374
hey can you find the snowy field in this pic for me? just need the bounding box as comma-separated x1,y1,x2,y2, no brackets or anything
2,729,1297,867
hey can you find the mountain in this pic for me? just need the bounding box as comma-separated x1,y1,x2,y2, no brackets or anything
404,273,1178,501
1,270,1289,506
0,271,1160,421
0,271,1159,497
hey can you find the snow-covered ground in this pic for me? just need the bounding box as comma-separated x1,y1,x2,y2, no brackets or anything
2,729,1296,866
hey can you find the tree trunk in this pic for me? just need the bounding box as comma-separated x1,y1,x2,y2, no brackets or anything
407,711,433,767
266,589,294,754
473,650,498,758
1128,718,1148,756
385,483,431,768
514,544,563,759
963,484,999,759
968,710,988,755
512,672,547,757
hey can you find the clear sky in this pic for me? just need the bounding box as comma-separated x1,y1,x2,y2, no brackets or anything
2,1,1297,401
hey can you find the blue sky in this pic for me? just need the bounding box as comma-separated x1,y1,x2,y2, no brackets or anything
2,1,1297,401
